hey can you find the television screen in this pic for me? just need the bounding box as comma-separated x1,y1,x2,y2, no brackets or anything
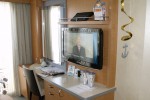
62,27,103,70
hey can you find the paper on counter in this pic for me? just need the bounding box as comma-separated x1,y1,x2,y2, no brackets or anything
68,84,95,94
40,66,65,73
37,73,48,78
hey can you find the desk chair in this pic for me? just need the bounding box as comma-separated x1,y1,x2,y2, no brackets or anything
23,66,44,100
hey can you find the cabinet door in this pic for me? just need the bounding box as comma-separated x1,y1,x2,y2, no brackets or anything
59,89,78,100
44,81,59,100
18,66,28,98
45,90,59,100
94,92,114,100
44,80,78,100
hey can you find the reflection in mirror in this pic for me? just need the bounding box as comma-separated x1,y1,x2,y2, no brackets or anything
42,0,66,64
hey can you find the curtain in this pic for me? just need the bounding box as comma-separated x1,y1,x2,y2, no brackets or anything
10,3,32,96
0,2,32,96
11,3,32,65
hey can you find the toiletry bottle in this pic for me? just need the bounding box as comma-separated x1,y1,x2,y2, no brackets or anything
82,71,88,85
93,0,103,20
102,2,106,20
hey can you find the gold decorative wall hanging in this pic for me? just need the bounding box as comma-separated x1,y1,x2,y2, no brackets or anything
121,0,134,41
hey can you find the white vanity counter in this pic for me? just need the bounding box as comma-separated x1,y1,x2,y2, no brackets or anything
33,65,116,100
43,75,116,100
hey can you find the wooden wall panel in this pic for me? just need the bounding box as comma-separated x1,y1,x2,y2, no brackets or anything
0,0,30,3
30,0,43,63
106,0,118,87
66,0,118,88
67,61,108,85
66,0,109,20
94,92,114,100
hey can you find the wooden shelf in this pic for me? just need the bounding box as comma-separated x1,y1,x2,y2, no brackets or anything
59,20,109,25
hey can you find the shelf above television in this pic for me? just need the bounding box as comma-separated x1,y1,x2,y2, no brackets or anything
59,20,109,25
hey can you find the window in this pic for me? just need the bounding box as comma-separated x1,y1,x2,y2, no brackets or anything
0,2,13,94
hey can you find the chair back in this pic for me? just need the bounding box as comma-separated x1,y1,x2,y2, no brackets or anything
23,67,41,96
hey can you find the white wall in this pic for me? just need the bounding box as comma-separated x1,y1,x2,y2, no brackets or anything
139,0,150,99
115,0,150,100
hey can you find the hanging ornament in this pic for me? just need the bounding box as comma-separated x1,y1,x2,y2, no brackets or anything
121,0,134,41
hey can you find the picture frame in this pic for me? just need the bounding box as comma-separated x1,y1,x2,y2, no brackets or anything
67,65,75,76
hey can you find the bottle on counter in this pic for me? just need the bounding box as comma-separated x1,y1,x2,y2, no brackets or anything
102,2,106,20
93,0,106,21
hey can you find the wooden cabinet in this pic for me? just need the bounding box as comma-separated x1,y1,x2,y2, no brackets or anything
18,65,29,98
44,80,78,100
60,91,78,100
94,92,114,100
44,79,115,100
62,0,118,88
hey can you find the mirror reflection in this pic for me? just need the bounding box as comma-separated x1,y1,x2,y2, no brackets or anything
42,0,66,64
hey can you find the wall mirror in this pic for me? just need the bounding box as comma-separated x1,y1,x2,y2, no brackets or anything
42,0,66,64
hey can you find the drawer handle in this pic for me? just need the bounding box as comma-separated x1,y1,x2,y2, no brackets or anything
58,90,63,97
48,92,54,95
48,85,54,88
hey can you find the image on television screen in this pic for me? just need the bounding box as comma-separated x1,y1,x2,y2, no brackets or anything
63,27,103,70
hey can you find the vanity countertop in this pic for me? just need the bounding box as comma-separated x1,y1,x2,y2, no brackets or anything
33,65,116,100
43,75,116,100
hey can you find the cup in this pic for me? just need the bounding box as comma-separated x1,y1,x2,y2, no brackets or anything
87,72,95,87
82,71,88,85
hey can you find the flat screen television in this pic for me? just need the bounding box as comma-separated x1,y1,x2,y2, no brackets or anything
62,27,103,70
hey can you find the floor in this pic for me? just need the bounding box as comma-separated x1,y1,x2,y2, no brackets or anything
0,95,25,100
12,96,25,100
